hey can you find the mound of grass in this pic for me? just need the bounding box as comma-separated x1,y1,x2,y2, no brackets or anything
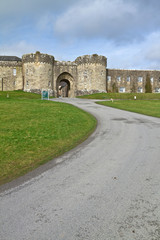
97,100,160,118
78,92,160,100
0,92,96,185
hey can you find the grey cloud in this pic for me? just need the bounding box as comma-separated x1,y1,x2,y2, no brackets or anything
54,0,135,39
1,0,160,44
0,0,79,17
53,0,160,44
0,0,80,37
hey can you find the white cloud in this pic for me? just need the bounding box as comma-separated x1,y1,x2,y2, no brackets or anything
0,41,37,57
105,31,160,70
144,32,160,62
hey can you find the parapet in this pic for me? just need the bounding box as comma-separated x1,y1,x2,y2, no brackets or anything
55,60,77,66
75,54,107,66
22,51,54,64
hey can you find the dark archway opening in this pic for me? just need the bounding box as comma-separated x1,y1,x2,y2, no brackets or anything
58,79,70,97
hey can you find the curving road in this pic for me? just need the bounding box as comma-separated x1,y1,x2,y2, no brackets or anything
1,98,160,240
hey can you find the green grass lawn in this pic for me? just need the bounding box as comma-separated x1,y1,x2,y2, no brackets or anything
97,100,160,118
0,91,96,185
78,92,160,100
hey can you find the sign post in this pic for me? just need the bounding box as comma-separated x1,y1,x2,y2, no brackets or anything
41,89,49,100
0,78,3,91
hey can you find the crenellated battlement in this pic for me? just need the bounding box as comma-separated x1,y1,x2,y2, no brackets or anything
22,51,54,64
75,54,107,66
55,60,77,66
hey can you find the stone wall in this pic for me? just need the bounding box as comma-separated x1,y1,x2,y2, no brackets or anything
107,69,160,93
0,61,22,91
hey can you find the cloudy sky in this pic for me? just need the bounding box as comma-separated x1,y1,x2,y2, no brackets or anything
1,0,160,69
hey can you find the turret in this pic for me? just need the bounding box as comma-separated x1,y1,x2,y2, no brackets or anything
22,51,54,94
75,54,107,95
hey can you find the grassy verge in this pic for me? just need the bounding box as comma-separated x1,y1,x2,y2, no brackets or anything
0,90,41,99
0,91,96,185
78,92,160,100
97,100,160,118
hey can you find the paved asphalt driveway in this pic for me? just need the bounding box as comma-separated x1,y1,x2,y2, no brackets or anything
1,98,160,240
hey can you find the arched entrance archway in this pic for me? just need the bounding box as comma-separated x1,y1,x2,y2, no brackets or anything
59,80,70,97
56,72,75,98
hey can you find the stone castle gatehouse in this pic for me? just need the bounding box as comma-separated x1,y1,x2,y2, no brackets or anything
0,51,160,96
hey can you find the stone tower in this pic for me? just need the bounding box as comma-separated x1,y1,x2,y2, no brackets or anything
75,54,107,95
22,51,54,94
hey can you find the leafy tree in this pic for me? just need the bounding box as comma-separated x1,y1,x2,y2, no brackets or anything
145,74,152,93
131,81,136,93
112,82,118,93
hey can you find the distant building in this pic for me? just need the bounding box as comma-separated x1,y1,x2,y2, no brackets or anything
0,51,160,96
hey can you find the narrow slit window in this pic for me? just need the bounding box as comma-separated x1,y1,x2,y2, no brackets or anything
127,76,130,82
138,77,143,82
150,77,154,83
117,76,121,82
138,87,143,93
107,76,111,81
13,68,16,76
